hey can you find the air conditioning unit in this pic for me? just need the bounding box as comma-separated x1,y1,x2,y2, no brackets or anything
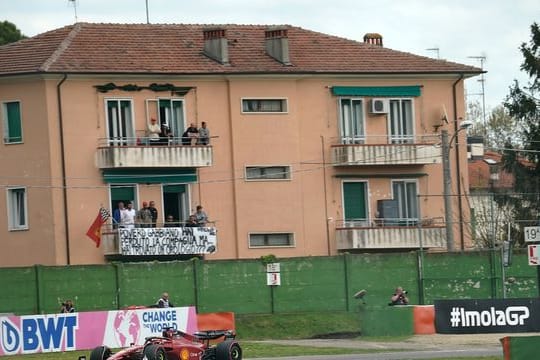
370,98,389,114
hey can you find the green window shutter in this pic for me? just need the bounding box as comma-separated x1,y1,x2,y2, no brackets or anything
331,86,421,97
6,102,22,142
111,185,135,202
163,184,186,193
343,182,367,219
102,168,197,184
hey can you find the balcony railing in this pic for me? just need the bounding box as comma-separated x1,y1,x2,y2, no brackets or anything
335,217,445,250
101,224,217,257
331,134,441,166
95,137,213,168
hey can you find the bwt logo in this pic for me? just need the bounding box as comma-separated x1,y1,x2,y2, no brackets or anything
1,314,78,355
449,306,530,328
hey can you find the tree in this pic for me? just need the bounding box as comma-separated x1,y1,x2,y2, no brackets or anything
0,20,27,46
468,102,521,150
501,22,540,246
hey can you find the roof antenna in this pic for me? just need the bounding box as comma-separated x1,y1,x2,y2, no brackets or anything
68,0,78,23
145,0,150,24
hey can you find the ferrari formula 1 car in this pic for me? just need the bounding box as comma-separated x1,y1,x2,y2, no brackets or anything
85,328,242,360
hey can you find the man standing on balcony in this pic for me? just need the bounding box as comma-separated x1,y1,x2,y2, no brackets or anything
148,200,158,227
113,201,125,228
136,201,153,228
197,121,210,145
121,202,136,229
146,118,161,145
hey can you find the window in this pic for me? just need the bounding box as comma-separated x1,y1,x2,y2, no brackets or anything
249,233,294,247
241,98,288,113
7,187,27,230
342,181,368,227
339,98,365,144
388,99,414,144
2,101,23,144
392,180,418,226
245,166,291,181
106,99,135,145
145,98,185,144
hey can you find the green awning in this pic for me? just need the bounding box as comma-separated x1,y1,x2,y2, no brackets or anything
331,86,422,97
102,168,197,184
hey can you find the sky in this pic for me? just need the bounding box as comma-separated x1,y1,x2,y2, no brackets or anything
2,0,539,113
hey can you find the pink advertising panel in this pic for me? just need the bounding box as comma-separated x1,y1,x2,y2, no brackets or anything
0,306,197,356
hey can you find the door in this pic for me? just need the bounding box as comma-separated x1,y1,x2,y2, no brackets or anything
163,184,189,225
339,98,365,144
388,99,414,144
392,180,418,226
106,99,135,145
342,181,368,227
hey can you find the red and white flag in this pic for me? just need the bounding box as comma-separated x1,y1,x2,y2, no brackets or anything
86,207,111,247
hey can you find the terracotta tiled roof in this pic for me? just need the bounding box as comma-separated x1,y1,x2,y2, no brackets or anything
469,152,514,190
0,23,483,76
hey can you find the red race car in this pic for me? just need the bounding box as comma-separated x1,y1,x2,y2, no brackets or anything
84,328,242,360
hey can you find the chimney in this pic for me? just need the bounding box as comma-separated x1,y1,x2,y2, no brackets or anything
203,28,229,64
363,33,383,47
265,27,291,65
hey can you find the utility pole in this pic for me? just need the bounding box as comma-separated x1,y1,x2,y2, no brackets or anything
442,130,454,251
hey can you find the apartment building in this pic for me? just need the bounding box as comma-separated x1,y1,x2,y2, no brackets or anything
0,23,482,266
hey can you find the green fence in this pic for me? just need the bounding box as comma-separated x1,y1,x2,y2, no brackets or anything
0,250,536,315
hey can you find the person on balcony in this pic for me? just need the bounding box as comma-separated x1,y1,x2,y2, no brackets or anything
113,201,125,228
182,123,198,145
185,215,198,227
160,123,173,145
197,121,210,145
194,205,208,227
164,214,178,227
136,201,153,228
148,200,158,227
146,118,161,145
121,202,136,229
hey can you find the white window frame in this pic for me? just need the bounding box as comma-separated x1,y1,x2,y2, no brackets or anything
388,98,415,144
248,232,295,248
7,187,28,230
2,100,23,144
241,97,288,114
105,98,135,146
391,179,419,226
146,98,186,144
338,97,365,144
245,165,292,181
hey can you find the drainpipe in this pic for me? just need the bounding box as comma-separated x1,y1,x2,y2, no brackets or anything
57,74,70,264
452,74,465,251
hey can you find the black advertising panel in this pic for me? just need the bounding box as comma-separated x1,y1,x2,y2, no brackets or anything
435,298,540,334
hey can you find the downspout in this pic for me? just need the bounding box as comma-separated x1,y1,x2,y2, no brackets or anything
57,74,70,264
452,74,465,251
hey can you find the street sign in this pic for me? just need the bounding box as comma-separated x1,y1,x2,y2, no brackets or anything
528,244,539,266
524,226,540,243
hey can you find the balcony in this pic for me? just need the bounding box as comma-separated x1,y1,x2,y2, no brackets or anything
331,135,441,166
95,137,213,169
101,224,217,257
335,218,445,250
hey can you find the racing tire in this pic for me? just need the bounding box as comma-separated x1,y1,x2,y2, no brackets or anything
216,340,242,360
143,344,167,360
89,345,112,360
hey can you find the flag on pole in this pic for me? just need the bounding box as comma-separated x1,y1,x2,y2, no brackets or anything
86,207,111,247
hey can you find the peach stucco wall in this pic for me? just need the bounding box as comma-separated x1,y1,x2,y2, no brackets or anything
0,73,471,266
